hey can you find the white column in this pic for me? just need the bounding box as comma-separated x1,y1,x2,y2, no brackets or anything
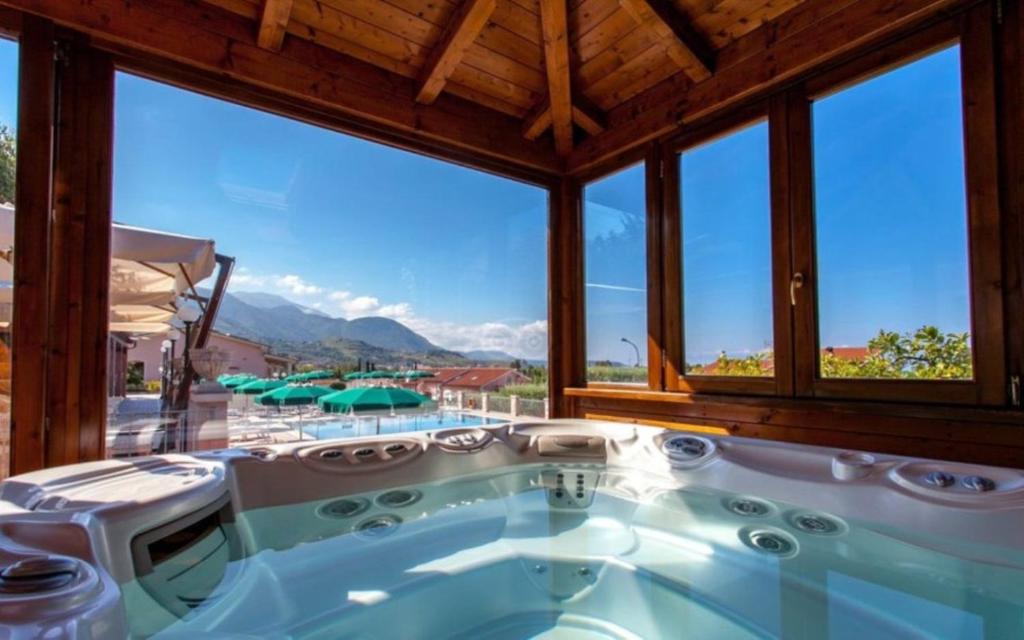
543,398,550,420
457,391,465,410
187,383,231,452
510,394,520,417
481,393,489,413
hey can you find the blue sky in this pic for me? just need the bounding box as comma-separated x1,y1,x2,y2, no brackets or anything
111,72,550,359
0,39,970,365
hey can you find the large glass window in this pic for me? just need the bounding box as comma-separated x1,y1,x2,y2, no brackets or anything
0,38,16,478
109,73,548,457
680,121,773,377
813,46,971,380
583,165,648,384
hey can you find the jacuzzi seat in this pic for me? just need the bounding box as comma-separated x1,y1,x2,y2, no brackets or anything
0,419,1022,639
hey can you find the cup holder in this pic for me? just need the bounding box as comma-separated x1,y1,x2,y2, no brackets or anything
433,428,493,453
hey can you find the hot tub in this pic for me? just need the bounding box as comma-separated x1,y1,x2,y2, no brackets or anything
1,420,1022,639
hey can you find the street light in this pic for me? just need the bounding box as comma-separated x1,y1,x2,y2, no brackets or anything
175,306,202,386
620,337,641,368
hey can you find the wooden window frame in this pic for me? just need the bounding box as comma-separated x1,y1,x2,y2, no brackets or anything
786,5,1006,406
576,146,664,391
661,101,786,397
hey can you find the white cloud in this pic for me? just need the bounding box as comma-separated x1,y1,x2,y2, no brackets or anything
229,268,268,288
277,274,323,296
404,318,548,360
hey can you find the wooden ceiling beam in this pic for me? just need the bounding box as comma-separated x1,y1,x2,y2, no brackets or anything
416,0,497,105
572,96,606,135
539,0,574,156
521,97,606,140
570,0,966,173
256,0,293,51
522,99,554,140
618,0,713,82
2,0,559,173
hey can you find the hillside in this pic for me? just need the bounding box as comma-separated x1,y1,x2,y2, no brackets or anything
212,290,467,366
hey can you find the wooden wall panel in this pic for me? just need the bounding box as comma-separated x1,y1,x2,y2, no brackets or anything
568,389,1024,467
548,177,586,416
10,15,53,476
997,0,1024,401
46,44,114,467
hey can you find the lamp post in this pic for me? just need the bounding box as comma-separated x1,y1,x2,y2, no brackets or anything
620,337,641,368
159,343,170,400
175,306,201,385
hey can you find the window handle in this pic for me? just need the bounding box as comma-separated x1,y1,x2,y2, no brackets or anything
790,272,804,306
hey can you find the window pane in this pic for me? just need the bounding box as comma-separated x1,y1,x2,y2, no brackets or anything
813,46,972,380
0,38,16,479
109,73,549,458
583,164,647,384
681,121,773,377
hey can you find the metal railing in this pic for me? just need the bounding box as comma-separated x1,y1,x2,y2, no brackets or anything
517,397,547,418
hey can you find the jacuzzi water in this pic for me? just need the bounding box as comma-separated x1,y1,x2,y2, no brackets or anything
120,463,1024,639
1,420,1022,639
300,410,508,440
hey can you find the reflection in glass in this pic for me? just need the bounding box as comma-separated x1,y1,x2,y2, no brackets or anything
583,164,647,384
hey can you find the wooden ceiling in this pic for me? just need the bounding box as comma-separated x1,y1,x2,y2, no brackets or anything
201,0,805,155
0,0,966,174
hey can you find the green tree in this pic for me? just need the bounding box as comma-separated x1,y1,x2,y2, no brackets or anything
821,326,971,379
0,124,14,204
687,353,773,376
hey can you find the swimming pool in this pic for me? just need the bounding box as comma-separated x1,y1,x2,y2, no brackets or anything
299,410,508,440
1,421,1022,638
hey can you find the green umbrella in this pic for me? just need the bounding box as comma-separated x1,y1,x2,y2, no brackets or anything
343,371,367,380
234,378,287,395
283,373,305,382
305,370,334,380
366,370,397,379
222,374,257,389
318,387,432,413
255,385,334,407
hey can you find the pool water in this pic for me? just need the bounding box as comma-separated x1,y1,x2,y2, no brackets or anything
300,411,508,440
123,464,1024,639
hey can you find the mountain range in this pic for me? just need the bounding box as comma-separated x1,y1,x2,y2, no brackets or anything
211,291,526,367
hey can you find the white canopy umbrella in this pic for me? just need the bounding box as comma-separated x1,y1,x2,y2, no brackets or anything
0,204,217,334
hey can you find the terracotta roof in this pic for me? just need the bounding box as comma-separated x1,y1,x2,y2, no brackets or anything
822,347,872,361
426,367,527,390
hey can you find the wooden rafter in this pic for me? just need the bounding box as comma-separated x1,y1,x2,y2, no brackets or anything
522,98,606,141
522,99,553,140
571,96,606,135
571,0,961,173
540,0,573,155
618,0,713,82
256,0,293,51
417,0,497,104
2,0,559,172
